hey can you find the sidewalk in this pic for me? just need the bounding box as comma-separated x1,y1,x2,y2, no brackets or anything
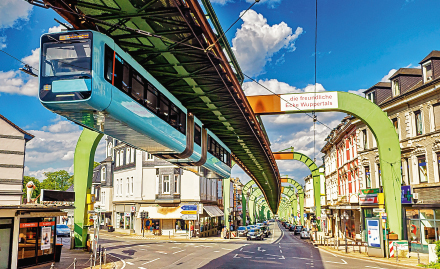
311,232,429,268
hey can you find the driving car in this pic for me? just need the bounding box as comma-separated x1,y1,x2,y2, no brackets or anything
260,226,271,237
294,225,303,235
56,224,71,237
247,228,264,241
237,226,248,237
289,224,296,232
300,228,310,239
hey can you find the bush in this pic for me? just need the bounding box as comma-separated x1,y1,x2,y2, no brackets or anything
436,240,440,261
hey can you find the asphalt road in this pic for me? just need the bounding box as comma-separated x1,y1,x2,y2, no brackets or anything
99,222,410,269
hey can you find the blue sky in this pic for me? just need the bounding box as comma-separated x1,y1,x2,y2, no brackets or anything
0,0,439,184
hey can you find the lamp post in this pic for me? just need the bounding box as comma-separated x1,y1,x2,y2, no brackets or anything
341,211,349,253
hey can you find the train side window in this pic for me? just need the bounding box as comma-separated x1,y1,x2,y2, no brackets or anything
210,138,215,155
131,73,144,102
194,124,201,146
159,94,170,122
114,54,123,90
122,62,130,93
146,84,158,113
170,105,179,129
207,136,211,152
179,111,186,134
104,45,113,83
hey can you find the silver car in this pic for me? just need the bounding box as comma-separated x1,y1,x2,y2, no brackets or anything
247,228,263,241
237,226,248,237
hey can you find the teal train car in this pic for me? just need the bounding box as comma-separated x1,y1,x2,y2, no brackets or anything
39,30,231,178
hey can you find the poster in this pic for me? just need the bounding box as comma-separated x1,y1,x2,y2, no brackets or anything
41,226,51,250
367,220,380,248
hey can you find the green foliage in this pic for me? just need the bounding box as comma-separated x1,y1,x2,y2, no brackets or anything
436,240,440,260
93,161,100,168
41,170,72,191
419,263,440,268
22,176,41,202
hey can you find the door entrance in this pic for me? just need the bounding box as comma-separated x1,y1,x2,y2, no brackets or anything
0,218,13,269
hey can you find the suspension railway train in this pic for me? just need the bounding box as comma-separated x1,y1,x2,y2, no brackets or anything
39,30,231,178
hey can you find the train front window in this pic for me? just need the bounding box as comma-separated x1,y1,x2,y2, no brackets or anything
42,40,91,77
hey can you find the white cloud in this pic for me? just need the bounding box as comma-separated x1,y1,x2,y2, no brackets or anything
232,10,303,77
24,119,106,179
381,69,397,82
0,0,33,28
0,70,38,96
22,48,40,70
48,25,67,33
242,78,325,96
0,36,6,49
348,89,366,96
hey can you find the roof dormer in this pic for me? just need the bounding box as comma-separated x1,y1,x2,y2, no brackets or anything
388,68,422,95
419,51,440,83
363,82,391,105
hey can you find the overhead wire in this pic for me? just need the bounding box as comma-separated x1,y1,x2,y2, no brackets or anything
0,49,39,72
313,0,318,162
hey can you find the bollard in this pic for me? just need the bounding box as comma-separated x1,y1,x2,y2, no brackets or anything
74,258,77,269
90,254,93,269
169,231,171,239
418,250,420,264
99,246,102,269
104,249,107,264
50,263,55,269
396,247,398,262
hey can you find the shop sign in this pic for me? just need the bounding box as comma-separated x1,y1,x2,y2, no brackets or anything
361,188,380,195
20,222,38,228
367,219,381,248
124,212,130,217
41,226,51,250
39,221,55,227
181,205,197,211
373,208,385,213
401,186,412,204
182,215,197,220
181,210,197,215
359,194,378,205
131,206,136,212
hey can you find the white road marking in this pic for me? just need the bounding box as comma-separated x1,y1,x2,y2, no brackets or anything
222,248,234,251
138,267,146,269
213,250,220,252
233,254,240,259
108,253,126,269
257,247,266,252
173,249,185,254
280,249,282,253
171,247,180,249
326,259,348,264
279,256,285,260
365,266,386,269
126,261,134,265
142,258,160,265
156,251,168,254
242,251,255,253
267,258,275,259
240,248,243,251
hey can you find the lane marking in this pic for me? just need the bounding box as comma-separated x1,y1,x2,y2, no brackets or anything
142,258,160,265
213,250,220,252
233,254,240,259
108,253,126,269
156,251,168,254
242,251,255,253
365,266,386,269
280,249,282,253
126,262,134,265
173,249,185,254
240,248,243,251
222,248,234,251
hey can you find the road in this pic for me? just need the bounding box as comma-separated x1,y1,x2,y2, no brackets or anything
98,222,408,269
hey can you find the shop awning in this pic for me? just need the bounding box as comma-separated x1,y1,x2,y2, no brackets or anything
204,206,224,217
138,206,182,219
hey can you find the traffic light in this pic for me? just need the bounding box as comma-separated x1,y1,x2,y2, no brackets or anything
140,211,149,219
228,215,232,222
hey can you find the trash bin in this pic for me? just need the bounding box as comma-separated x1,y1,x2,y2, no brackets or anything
108,225,114,232
55,244,63,262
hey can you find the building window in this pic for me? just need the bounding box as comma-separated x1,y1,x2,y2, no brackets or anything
404,157,411,185
108,142,113,157
367,91,376,103
423,61,433,82
102,191,105,204
126,148,131,164
131,148,135,163
392,118,399,139
116,179,119,196
437,153,440,181
101,167,106,182
433,104,440,131
162,175,170,194
126,178,129,196
146,152,154,161
131,177,134,195
362,129,367,149
116,151,120,167
392,79,400,96
418,155,428,183
415,110,423,136
365,166,371,188
174,175,179,194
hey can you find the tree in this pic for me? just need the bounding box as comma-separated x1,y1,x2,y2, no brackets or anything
41,170,72,191
22,176,41,202
94,161,100,168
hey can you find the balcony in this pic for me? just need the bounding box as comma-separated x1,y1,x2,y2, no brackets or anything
155,193,181,203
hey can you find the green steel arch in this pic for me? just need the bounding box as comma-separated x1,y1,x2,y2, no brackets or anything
249,91,402,238
282,178,305,225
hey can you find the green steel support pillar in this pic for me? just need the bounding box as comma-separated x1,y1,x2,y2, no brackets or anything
299,193,304,226
223,178,231,230
292,198,297,224
242,190,247,225
74,128,103,248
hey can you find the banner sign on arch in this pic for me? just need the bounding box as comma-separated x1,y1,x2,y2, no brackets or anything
280,92,338,111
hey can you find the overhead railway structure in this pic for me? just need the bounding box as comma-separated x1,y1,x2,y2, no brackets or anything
38,0,281,212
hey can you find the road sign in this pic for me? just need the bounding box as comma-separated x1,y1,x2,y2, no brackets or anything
181,205,197,211
181,210,197,215
88,210,96,214
382,216,387,220
181,215,197,220
373,208,385,213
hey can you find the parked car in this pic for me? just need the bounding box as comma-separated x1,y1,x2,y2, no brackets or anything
300,228,310,239
247,228,264,241
294,225,303,235
289,225,296,232
56,224,71,237
237,226,248,237
260,226,271,237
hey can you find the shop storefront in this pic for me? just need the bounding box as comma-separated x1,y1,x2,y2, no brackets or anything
18,217,57,268
0,218,13,269
405,209,440,253
114,205,136,231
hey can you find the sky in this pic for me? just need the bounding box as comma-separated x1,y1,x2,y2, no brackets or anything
1,0,439,185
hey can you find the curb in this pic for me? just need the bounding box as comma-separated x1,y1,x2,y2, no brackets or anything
316,245,424,269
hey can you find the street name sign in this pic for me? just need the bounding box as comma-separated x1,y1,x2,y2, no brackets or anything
181,210,197,215
181,205,197,211
181,215,197,220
